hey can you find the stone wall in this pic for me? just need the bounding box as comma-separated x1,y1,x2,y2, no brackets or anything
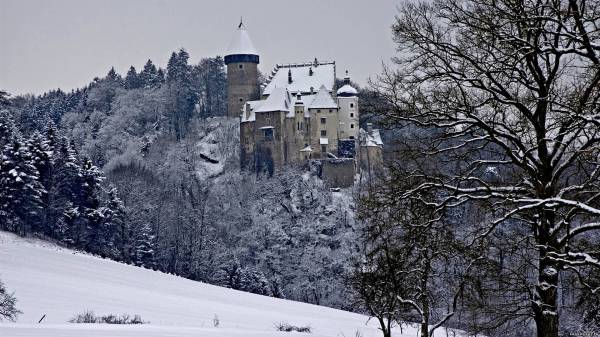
240,121,255,170
319,158,355,188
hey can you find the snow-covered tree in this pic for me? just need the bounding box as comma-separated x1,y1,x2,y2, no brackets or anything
0,279,21,322
124,66,142,90
134,223,155,269
372,1,600,336
0,131,44,234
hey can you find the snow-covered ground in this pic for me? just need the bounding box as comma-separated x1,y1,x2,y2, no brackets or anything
0,231,453,337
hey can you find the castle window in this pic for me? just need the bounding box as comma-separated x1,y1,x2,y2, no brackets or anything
329,109,333,113
349,136,355,139
350,113,354,118
350,123,355,129
261,127,274,141
297,121,302,130
321,145,327,153
321,130,327,137
239,64,244,69
317,109,321,113
350,103,355,108
320,117,326,124
239,98,243,102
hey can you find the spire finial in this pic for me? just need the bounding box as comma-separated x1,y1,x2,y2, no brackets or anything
238,16,243,29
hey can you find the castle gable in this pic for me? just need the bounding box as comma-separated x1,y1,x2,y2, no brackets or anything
263,62,335,96
308,85,338,109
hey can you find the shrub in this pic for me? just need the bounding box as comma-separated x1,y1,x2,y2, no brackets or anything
275,322,311,333
69,311,146,324
0,279,22,322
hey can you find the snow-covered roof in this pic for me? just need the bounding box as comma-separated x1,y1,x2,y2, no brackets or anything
226,24,258,56
240,100,263,123
308,85,338,109
263,61,335,96
255,87,292,113
300,145,313,152
359,128,384,147
337,84,358,96
320,138,329,145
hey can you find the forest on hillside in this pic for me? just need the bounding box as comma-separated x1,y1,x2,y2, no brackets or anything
0,49,366,311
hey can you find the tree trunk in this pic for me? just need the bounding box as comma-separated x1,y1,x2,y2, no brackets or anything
377,316,391,337
533,211,559,337
534,253,559,337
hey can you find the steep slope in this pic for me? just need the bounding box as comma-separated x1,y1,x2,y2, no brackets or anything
0,231,450,337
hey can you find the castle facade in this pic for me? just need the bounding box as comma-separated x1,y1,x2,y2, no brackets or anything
225,23,382,182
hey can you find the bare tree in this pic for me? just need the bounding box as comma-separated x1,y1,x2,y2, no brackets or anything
373,1,600,337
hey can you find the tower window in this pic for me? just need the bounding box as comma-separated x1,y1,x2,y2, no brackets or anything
321,130,327,137
350,124,355,129
329,109,332,113
320,117,326,124
263,128,274,140
350,103,355,108
350,113,354,118
317,109,321,113
239,64,244,69
239,98,243,102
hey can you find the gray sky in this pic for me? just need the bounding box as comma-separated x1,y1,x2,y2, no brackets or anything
0,0,399,95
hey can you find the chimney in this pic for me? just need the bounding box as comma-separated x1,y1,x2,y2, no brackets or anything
245,102,251,120
288,69,292,84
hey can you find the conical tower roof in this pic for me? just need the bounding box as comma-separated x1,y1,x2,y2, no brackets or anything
226,22,258,57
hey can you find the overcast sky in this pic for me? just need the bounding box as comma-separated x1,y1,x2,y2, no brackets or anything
0,0,399,96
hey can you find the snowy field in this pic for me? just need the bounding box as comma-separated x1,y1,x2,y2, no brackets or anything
0,231,455,337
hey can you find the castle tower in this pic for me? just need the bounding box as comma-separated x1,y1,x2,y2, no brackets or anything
336,70,359,140
225,21,260,118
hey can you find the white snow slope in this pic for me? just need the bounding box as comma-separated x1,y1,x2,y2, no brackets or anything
0,231,453,337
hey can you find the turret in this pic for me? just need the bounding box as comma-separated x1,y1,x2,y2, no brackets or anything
336,70,359,139
225,20,260,118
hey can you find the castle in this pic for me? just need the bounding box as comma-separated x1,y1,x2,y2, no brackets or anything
225,22,383,185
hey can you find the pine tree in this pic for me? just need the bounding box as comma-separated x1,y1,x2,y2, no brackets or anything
166,48,198,140
0,110,16,148
25,131,52,233
99,187,127,260
106,67,121,83
79,157,105,253
134,223,155,268
124,66,142,89
0,135,44,234
0,279,21,322
50,137,82,242
140,59,159,88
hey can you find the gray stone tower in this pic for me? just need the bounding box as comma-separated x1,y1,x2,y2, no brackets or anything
225,21,260,119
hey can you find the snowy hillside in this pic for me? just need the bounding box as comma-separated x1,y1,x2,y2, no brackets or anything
0,231,455,337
